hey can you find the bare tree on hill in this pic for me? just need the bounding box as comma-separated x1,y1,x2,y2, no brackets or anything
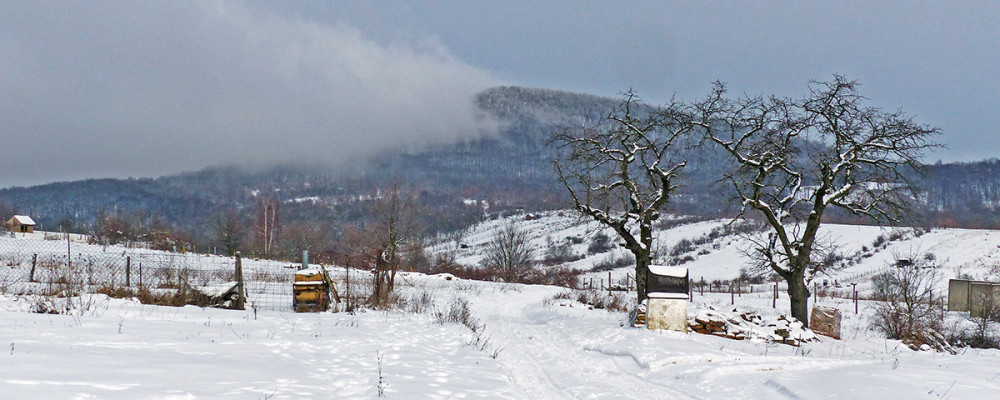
697,75,940,326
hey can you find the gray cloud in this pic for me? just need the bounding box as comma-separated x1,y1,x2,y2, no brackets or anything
364,0,998,164
4,1,997,188
0,1,500,187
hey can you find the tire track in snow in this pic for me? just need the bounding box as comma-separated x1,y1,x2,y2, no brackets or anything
471,288,698,399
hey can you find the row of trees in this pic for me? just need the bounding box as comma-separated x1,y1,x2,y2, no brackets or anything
554,75,939,326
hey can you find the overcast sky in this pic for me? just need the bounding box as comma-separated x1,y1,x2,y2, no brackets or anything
2,1,997,188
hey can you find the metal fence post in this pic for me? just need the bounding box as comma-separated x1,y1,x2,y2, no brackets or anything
773,282,777,308
126,256,131,287
234,252,245,310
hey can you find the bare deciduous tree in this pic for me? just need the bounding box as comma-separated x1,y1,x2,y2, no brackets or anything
212,208,246,256
255,197,280,258
553,91,691,303
370,181,419,307
480,222,535,282
281,220,331,261
698,76,940,326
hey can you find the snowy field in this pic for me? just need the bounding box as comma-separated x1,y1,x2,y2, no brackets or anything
4,214,1000,398
3,274,1000,399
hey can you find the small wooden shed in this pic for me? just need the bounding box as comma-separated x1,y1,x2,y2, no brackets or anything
6,215,36,233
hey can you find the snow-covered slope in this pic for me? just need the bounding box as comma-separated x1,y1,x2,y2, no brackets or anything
431,211,1000,292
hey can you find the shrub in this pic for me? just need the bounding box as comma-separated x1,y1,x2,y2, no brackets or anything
525,266,582,289
573,288,632,312
407,291,435,314
668,238,695,257
541,236,582,265
587,232,614,255
870,253,952,352
590,253,633,272
435,297,481,332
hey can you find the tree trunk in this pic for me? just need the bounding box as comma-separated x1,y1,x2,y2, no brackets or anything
787,273,811,328
634,250,650,304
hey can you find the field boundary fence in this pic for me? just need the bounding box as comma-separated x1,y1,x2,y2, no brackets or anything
0,233,370,312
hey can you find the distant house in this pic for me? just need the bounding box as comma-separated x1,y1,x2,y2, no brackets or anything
5,215,36,233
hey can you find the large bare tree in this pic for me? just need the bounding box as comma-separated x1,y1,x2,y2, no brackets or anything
554,92,691,303
697,75,939,326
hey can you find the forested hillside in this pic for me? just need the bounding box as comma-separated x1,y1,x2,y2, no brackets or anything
1,86,998,252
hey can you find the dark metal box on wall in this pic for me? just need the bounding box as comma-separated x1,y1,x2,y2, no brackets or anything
646,265,689,296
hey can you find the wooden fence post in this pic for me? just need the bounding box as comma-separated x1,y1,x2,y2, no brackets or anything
345,256,352,313
66,234,72,270
29,254,37,283
234,252,245,310
126,256,131,287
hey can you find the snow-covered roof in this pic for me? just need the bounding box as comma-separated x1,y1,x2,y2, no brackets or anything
648,265,688,278
647,292,689,300
294,267,324,277
10,215,35,225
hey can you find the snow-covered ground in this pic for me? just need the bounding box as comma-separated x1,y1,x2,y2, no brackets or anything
4,213,1000,398
3,273,1000,399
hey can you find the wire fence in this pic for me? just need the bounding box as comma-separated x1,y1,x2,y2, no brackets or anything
0,231,372,312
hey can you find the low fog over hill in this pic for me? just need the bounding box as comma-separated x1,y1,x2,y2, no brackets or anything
2,86,1000,252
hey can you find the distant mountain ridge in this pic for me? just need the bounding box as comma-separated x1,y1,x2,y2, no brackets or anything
1,86,998,244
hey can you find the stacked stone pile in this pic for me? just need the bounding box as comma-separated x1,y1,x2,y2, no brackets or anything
688,306,819,346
